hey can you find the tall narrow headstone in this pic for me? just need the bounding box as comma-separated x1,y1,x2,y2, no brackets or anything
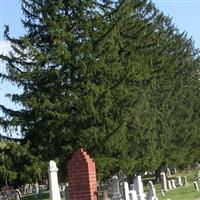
103,190,110,200
64,185,70,200
160,172,168,192
124,182,138,200
193,181,199,191
147,181,158,200
111,179,121,199
35,183,39,196
177,176,183,187
48,160,61,200
167,180,172,190
171,179,176,189
124,182,131,200
196,171,200,181
67,149,97,200
15,189,22,200
183,176,189,186
133,176,145,200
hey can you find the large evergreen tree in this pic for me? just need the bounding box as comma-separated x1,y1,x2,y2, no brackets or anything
0,0,200,180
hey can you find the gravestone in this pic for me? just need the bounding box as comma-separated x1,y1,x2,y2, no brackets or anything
15,189,21,200
160,172,168,192
133,176,145,200
67,148,97,200
196,171,200,181
103,190,110,200
48,160,61,200
147,181,158,200
124,182,138,200
34,183,39,197
64,184,70,200
171,179,176,189
193,181,199,191
111,176,121,199
167,180,172,190
166,168,171,179
29,185,33,194
177,176,183,187
183,176,189,186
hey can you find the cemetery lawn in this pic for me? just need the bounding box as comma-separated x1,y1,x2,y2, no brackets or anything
21,170,200,200
21,191,64,200
156,184,200,200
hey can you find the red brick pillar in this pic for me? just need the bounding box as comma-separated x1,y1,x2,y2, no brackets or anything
67,148,97,200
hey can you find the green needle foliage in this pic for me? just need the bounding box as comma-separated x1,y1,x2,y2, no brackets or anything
0,140,45,187
0,0,200,183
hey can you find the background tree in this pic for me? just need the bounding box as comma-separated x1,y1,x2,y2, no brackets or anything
0,140,45,187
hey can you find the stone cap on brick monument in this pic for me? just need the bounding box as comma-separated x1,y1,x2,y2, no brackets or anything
67,148,97,200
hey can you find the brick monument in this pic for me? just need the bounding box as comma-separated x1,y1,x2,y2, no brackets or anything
67,148,97,200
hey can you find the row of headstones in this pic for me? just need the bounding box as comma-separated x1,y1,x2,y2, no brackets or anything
35,160,200,200
160,171,189,193
48,160,158,200
49,149,200,200
21,183,47,195
123,176,158,200
160,170,200,195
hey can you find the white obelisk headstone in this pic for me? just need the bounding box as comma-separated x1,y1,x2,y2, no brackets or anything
49,160,61,200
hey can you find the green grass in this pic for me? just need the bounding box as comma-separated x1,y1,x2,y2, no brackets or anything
156,184,200,200
22,191,50,200
22,191,64,200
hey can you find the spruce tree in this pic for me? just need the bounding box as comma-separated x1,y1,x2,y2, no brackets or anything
0,0,139,179
1,0,200,180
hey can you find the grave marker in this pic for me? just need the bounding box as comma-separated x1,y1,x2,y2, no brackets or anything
160,172,168,192
183,176,189,186
167,180,172,190
124,182,138,200
67,148,97,200
48,160,61,200
166,168,171,179
147,181,158,200
171,179,176,189
177,176,183,187
193,181,199,191
133,176,145,200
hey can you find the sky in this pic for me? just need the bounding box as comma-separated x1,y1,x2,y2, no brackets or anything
0,0,200,137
